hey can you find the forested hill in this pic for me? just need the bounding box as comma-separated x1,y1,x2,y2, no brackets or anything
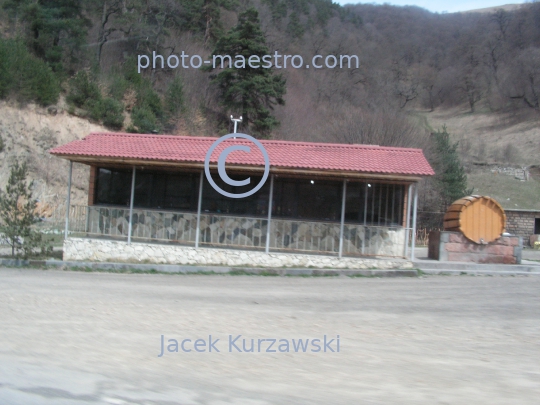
0,0,539,153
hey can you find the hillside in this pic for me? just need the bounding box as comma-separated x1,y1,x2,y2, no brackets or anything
0,99,537,215
462,3,524,14
0,0,539,214
0,101,105,214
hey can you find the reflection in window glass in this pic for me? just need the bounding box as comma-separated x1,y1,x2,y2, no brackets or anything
345,182,404,226
95,168,405,225
96,168,131,206
272,178,342,221
97,168,198,211
202,173,270,216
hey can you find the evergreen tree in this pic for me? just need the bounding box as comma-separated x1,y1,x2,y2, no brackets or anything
3,0,90,74
0,161,51,258
431,126,471,210
287,12,305,39
0,37,60,106
205,8,286,138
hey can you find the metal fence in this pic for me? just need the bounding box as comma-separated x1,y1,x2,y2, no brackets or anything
3,203,435,256
67,205,413,257
199,214,267,249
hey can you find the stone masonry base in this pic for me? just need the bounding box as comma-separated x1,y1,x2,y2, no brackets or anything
428,231,522,264
63,238,412,270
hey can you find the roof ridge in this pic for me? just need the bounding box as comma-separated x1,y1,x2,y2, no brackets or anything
86,132,423,152
261,139,422,152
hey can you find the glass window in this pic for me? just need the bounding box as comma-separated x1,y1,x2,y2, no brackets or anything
164,174,198,210
345,182,404,226
202,173,270,216
94,167,405,225
96,168,198,211
96,168,131,206
272,178,342,221
345,182,367,223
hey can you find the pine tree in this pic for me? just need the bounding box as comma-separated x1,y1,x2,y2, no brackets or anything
431,126,471,210
287,12,305,39
3,0,90,74
0,161,51,258
205,7,286,138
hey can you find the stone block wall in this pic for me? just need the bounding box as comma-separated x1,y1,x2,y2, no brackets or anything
63,238,412,269
505,210,540,246
82,206,406,257
428,231,522,264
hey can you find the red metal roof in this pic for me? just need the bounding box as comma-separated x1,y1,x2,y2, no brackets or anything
49,132,434,176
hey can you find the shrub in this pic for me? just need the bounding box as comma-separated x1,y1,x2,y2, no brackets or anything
98,97,124,129
67,70,101,109
129,80,164,133
136,81,163,119
67,70,125,129
108,71,130,101
108,57,164,133
0,37,60,106
0,160,52,258
165,76,185,117
130,106,159,133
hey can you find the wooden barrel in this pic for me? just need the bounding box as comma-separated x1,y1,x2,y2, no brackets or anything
443,196,506,244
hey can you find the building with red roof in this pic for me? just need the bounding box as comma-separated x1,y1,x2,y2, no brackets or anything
50,132,434,266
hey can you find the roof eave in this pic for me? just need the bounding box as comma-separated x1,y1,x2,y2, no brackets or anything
50,153,432,182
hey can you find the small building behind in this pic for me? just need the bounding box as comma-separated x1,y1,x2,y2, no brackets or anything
505,209,540,246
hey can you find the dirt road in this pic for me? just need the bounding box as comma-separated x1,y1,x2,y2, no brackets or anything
1,269,539,404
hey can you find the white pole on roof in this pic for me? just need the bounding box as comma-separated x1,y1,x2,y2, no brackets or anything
338,179,347,258
411,183,419,261
265,174,274,254
127,167,136,244
64,161,73,241
230,115,242,135
195,171,204,249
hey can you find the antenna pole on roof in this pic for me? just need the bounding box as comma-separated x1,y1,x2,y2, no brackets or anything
230,115,242,135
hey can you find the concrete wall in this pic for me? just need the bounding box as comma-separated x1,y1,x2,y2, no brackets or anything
428,231,522,264
63,238,412,269
506,210,540,246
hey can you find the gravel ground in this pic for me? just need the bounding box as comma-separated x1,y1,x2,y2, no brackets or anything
0,268,539,405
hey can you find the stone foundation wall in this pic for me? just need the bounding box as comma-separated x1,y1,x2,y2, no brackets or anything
428,231,522,264
63,238,412,269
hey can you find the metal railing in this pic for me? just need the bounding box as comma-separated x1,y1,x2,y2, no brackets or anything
67,205,411,257
270,219,341,254
199,213,267,250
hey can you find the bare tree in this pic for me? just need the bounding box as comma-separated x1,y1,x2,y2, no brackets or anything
508,48,540,110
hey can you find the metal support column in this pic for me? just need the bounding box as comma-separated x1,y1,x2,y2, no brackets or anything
362,182,368,255
403,183,413,257
410,183,419,261
195,171,204,249
338,179,347,258
85,206,90,234
127,167,136,244
265,174,274,254
64,161,73,240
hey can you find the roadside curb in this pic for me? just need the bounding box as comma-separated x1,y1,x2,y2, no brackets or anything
3,258,539,277
419,269,540,276
0,259,418,277
414,259,540,276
